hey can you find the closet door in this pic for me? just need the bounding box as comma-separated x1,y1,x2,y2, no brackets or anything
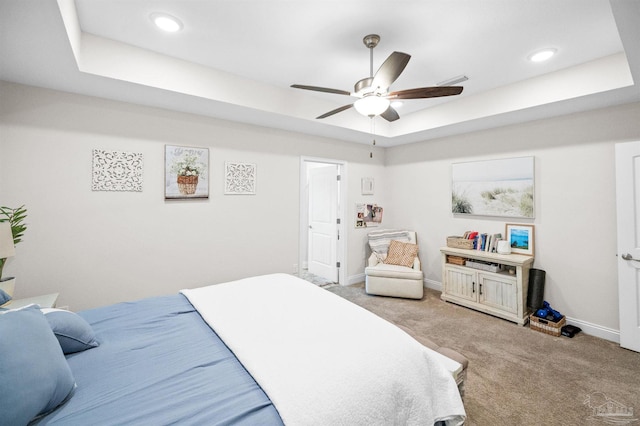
615,141,640,352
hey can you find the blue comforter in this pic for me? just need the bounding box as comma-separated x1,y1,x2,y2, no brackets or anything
35,294,283,425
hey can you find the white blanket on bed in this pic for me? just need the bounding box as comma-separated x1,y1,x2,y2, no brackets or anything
182,273,465,426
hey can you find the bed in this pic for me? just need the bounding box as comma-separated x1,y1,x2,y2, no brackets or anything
1,273,466,425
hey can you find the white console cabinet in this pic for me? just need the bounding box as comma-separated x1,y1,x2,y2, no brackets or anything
440,247,534,325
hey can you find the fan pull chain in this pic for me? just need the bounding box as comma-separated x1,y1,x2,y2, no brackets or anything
369,116,376,158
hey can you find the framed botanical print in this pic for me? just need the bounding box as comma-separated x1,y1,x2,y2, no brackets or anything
165,145,209,199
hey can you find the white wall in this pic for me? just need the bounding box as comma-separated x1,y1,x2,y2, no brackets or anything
3,80,639,341
385,102,640,339
0,81,385,310
347,160,389,283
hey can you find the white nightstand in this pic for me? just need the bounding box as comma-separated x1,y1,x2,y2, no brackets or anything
3,293,59,309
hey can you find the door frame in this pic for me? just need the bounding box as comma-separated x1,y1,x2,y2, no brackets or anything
299,156,347,285
615,140,640,352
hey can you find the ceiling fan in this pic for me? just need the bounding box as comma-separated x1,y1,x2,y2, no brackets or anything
291,34,464,122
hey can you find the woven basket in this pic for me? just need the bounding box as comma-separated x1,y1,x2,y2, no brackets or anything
529,314,566,337
447,236,474,250
177,175,199,195
447,255,466,266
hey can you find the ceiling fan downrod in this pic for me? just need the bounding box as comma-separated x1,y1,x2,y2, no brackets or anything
363,34,380,78
355,34,380,94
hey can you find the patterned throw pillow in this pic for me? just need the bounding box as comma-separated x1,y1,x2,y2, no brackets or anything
384,240,419,267
368,230,410,258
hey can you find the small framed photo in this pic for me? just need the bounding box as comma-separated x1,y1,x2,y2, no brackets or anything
361,177,374,195
505,223,534,255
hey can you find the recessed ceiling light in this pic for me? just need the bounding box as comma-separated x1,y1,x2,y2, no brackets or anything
150,13,183,32
528,48,557,63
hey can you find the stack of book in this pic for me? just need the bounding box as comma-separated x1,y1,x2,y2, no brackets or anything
461,231,503,253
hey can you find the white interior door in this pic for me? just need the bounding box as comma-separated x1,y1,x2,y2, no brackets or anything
308,165,338,282
615,140,640,352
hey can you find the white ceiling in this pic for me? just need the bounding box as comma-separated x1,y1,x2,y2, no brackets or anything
1,0,638,147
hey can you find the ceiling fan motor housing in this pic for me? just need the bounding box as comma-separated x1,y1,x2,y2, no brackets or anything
354,77,374,95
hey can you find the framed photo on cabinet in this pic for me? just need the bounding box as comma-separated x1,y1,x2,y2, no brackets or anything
505,223,534,255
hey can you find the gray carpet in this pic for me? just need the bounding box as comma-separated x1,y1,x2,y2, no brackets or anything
326,283,640,425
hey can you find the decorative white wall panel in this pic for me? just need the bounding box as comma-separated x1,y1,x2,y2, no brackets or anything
92,149,143,192
225,162,256,194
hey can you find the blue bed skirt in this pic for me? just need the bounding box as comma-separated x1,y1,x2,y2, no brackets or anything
35,294,283,425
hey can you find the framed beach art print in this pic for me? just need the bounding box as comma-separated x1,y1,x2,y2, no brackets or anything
451,156,534,218
505,223,534,255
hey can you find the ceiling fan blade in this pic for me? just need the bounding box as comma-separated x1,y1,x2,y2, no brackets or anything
316,104,354,119
388,86,463,100
291,84,352,96
380,106,400,122
371,52,411,90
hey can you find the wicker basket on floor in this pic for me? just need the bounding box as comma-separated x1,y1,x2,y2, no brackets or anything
529,314,566,336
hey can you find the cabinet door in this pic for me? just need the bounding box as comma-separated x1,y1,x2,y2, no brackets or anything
444,266,477,302
478,273,517,314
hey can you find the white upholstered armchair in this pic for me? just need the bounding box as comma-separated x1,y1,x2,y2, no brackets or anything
365,230,424,299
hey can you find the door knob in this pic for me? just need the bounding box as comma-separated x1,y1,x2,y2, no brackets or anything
622,253,640,261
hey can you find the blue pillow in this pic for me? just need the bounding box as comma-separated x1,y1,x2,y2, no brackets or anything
0,305,76,425
42,308,99,354
0,288,11,306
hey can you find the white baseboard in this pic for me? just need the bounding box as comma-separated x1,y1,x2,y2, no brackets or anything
564,316,620,343
425,280,620,344
424,278,442,292
347,273,365,286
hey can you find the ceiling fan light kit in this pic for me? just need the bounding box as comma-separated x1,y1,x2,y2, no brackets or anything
354,96,390,117
291,34,464,122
